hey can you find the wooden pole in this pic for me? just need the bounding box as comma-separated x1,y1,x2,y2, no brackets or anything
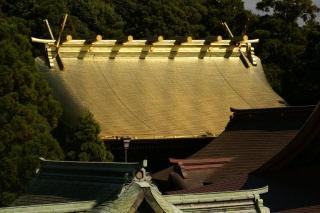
44,19,55,40
31,37,55,43
222,22,234,38
56,14,68,48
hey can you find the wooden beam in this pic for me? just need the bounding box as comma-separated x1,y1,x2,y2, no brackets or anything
239,50,250,68
222,22,234,38
56,14,68,47
44,19,55,40
56,53,64,70
31,37,55,44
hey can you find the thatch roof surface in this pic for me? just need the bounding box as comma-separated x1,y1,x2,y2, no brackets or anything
40,56,284,138
34,37,285,138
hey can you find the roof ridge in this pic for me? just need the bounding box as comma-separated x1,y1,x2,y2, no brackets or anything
40,157,140,166
165,185,268,199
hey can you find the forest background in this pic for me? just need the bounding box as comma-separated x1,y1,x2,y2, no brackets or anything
0,0,319,206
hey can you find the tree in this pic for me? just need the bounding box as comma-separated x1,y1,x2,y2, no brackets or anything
66,0,124,38
251,0,320,104
0,17,64,206
203,0,248,36
257,0,319,23
65,111,113,162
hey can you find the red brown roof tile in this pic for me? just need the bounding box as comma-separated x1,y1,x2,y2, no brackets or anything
153,104,320,212
153,105,314,184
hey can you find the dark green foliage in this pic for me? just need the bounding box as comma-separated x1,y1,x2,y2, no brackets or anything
65,111,113,162
0,17,64,206
204,0,247,36
257,0,319,22
254,0,320,104
67,0,124,38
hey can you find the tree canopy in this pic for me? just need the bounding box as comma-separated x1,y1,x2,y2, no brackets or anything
0,17,64,205
0,3,114,206
253,0,320,104
257,0,319,22
65,111,113,162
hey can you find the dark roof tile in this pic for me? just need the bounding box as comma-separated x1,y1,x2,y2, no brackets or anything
156,105,320,213
12,159,141,206
153,106,314,186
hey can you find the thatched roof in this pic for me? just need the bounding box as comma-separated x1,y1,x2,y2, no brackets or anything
35,37,284,138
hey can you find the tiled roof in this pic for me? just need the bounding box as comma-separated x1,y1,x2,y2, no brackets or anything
12,158,140,206
92,181,183,213
168,157,232,185
257,104,320,172
107,137,212,173
154,104,320,213
153,105,314,184
1,180,270,213
165,186,269,213
176,167,320,212
1,157,270,212
256,104,320,212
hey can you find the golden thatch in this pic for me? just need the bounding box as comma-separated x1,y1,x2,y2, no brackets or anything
36,38,284,139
